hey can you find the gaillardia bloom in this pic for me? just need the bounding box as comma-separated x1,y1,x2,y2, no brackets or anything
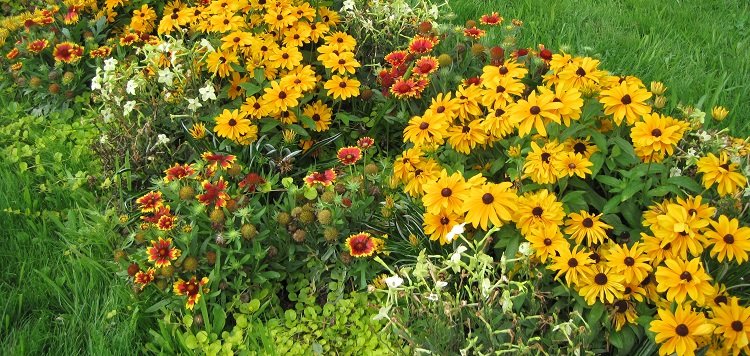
147,237,181,268
201,152,236,169
134,268,156,290
304,169,337,187
197,177,230,209
649,305,714,356
53,42,84,64
137,191,163,213
173,276,209,310
164,163,195,182
346,232,378,258
337,146,362,165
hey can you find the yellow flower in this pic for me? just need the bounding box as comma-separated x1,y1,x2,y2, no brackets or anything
446,119,487,154
564,211,612,246
711,297,750,355
461,182,517,231
213,109,252,141
605,242,652,284
260,81,301,112
548,245,594,287
508,90,563,137
697,152,747,196
302,101,333,132
553,152,592,179
205,49,238,78
630,113,685,158
523,140,564,184
712,106,729,121
324,75,360,100
650,305,714,356
650,81,667,95
404,113,449,147
423,209,463,245
524,226,569,263
578,265,625,305
189,122,206,139
421,170,469,215
655,257,715,305
599,81,652,125
514,189,565,236
705,215,750,263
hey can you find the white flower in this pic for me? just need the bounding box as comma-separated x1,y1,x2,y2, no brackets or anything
101,108,113,123
341,0,355,12
698,130,711,142
744,187,750,197
435,281,448,289
199,39,214,52
385,275,403,289
90,71,102,91
450,245,467,263
518,242,533,257
372,305,391,321
158,68,174,86
445,222,466,243
125,79,138,95
103,58,118,72
123,100,136,116
199,83,216,101
156,134,170,146
501,290,513,313
187,97,203,111
99,134,108,144
669,167,682,177
428,5,439,19
426,293,438,302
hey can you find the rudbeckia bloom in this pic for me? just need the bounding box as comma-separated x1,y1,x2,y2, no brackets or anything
578,265,625,305
302,101,333,132
304,169,337,187
548,245,594,286
205,49,238,78
462,182,517,230
214,109,252,141
508,90,563,137
524,226,569,263
422,170,469,215
564,211,612,246
696,152,747,197
481,76,525,108
346,232,378,258
652,203,709,259
268,45,303,70
403,159,441,197
611,300,638,331
447,119,487,154
514,189,565,235
557,56,606,90
403,114,449,147
630,113,685,157
649,305,714,356
481,61,528,87
261,81,301,112
599,81,652,125
337,146,362,165
324,32,357,52
553,152,593,179
173,276,209,310
423,209,463,245
605,242,652,284
655,257,715,304
705,215,750,263
136,191,163,213
324,75,360,100
711,297,750,355
147,237,181,268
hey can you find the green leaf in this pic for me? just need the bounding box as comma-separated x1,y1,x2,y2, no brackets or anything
668,176,704,193
603,195,622,214
238,82,262,96
212,306,226,335
588,302,606,326
620,181,644,201
596,175,623,188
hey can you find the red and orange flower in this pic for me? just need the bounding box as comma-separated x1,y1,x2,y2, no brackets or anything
345,232,381,258
173,276,210,310
89,46,112,58
119,33,140,46
337,146,362,165
147,237,181,268
157,214,177,231
197,177,230,208
201,152,236,169
53,42,83,64
27,39,49,54
137,191,163,213
384,50,409,67
357,137,375,150
480,12,503,26
409,35,438,54
390,78,420,99
239,173,265,192
304,169,337,187
413,56,439,76
463,27,486,40
164,163,196,182
6,48,19,60
134,268,156,290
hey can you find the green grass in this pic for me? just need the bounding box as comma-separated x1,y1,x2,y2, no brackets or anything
448,0,750,135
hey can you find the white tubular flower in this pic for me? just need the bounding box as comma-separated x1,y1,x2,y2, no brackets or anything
445,222,466,243
158,68,174,86
187,97,202,111
103,58,118,72
199,83,216,101
123,100,136,116
156,134,170,146
450,245,467,263
385,275,403,289
125,79,138,95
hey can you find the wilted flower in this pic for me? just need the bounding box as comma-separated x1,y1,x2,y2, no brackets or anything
712,106,729,121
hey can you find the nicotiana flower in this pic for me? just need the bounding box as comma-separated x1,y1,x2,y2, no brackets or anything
199,38,214,52
450,245,468,263
199,83,216,101
123,101,136,116
385,275,403,289
156,134,170,146
187,97,202,111
103,57,118,72
445,222,466,242
126,79,138,95
158,68,174,86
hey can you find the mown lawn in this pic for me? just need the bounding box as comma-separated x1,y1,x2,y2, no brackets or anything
449,0,750,135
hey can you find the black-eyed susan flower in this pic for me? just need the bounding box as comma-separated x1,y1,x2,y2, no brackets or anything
481,76,525,108
147,237,181,268
346,232,378,258
650,305,714,356
260,81,301,112
523,140,564,184
705,215,750,263
711,297,750,355
337,146,362,165
611,299,638,331
197,177,230,209
557,56,606,91
553,152,592,179
227,72,248,100
652,203,709,259
515,189,565,235
564,211,612,246
130,4,157,33
578,265,625,305
426,92,460,121
302,101,332,132
548,245,594,286
324,51,362,75
641,233,677,267
137,191,164,213
403,159,441,197
392,147,423,184
324,32,357,52
422,170,469,215
454,84,484,120
525,226,569,263
462,182,517,230
599,81,652,125
655,257,715,305
214,109,252,142
481,61,528,86
509,90,563,137
605,242,652,284
482,105,514,140
423,209,463,245
205,49,238,78
447,119,487,154
304,169,337,187
404,113,448,147
630,113,686,158
268,45,303,70
324,75,360,100
173,276,209,310
697,152,747,197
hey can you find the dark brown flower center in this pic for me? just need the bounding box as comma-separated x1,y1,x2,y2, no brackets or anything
529,106,541,115
732,321,744,332
715,295,728,305
620,94,632,105
228,119,237,126
568,163,576,169
543,238,552,246
482,193,494,204
496,85,505,93
573,142,587,154
614,300,628,313
724,234,735,244
338,59,346,65
278,91,287,99
567,258,578,268
680,271,692,282
495,108,505,116
582,218,594,228
312,114,321,121
675,324,689,337
651,128,662,137
282,53,289,59
441,188,452,197
499,66,509,75
594,273,607,286
462,125,471,133
575,67,586,77
624,257,635,266
541,153,551,163
338,81,347,88
440,217,450,225
532,207,543,217
419,122,429,130
436,106,445,113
